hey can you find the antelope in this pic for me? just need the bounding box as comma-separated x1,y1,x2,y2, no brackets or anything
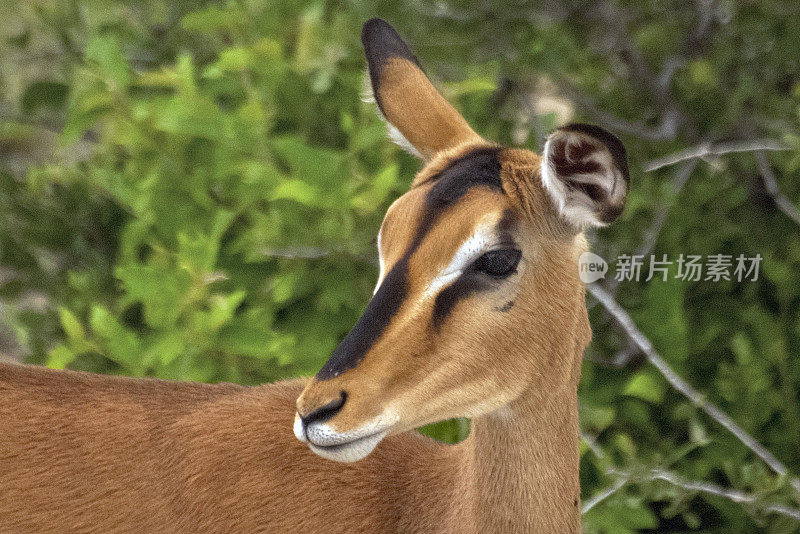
0,18,629,533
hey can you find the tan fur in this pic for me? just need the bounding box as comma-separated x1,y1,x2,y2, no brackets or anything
376,58,483,159
0,20,627,532
0,149,591,531
0,367,467,532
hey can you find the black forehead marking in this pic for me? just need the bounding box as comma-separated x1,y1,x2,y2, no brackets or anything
316,148,504,380
425,148,503,217
410,147,503,250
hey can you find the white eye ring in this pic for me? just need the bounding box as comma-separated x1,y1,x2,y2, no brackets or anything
423,224,500,298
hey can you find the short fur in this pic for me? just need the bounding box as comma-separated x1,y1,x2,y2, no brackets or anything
0,18,628,533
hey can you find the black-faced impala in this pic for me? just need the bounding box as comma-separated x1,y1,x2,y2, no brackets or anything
0,18,628,533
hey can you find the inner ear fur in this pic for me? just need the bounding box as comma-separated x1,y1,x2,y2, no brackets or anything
361,18,482,160
540,123,629,229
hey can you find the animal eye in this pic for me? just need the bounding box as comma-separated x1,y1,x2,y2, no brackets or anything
473,249,521,278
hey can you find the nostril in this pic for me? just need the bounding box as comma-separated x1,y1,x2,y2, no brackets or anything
300,391,347,427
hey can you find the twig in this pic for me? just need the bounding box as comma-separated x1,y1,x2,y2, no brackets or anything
634,160,697,258
257,246,333,260
755,151,800,227
582,477,628,514
644,139,789,172
587,283,800,494
580,431,607,459
556,81,679,142
257,246,379,267
608,467,800,522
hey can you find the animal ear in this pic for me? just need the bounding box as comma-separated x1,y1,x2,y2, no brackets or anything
540,123,629,228
361,18,482,160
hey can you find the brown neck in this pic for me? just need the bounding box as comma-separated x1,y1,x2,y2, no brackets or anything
467,376,581,532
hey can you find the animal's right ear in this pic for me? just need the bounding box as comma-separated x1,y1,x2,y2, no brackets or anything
361,18,482,160
540,123,629,229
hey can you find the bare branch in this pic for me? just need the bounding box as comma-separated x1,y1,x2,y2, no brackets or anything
644,139,789,172
580,431,607,460
582,477,628,515
257,247,333,260
587,284,800,494
634,160,697,258
755,151,800,227
556,82,679,141
608,467,800,522
256,247,379,267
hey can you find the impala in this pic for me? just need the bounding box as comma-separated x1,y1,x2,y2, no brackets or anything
0,18,628,533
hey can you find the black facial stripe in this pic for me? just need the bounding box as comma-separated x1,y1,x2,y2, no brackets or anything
432,273,490,330
361,18,423,116
316,257,409,380
316,148,503,380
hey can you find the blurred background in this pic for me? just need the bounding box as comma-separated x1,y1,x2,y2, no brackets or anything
1,0,799,532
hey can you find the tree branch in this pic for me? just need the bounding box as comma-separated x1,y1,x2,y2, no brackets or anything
608,467,800,522
582,477,628,514
556,81,679,142
634,160,697,258
755,151,800,227
580,431,607,459
644,139,789,172
256,246,379,266
587,283,800,494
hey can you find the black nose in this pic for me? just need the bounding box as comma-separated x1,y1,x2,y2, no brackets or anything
300,391,347,427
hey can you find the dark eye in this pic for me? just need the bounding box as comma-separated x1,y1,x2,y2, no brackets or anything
473,249,522,278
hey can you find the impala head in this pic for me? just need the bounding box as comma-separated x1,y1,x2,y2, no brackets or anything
295,19,629,462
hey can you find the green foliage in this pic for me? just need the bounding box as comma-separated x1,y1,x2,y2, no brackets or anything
1,0,799,531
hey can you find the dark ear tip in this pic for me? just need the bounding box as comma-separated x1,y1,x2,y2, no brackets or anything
360,18,420,69
362,18,390,41
361,18,402,49
361,18,388,44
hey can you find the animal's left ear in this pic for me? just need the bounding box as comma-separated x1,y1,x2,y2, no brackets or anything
361,18,482,160
540,123,630,228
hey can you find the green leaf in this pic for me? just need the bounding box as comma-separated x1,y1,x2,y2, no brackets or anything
146,331,185,366
46,345,76,370
59,307,85,342
21,81,69,113
580,402,617,433
115,264,192,328
623,372,666,403
89,305,143,371
443,77,497,98
85,34,130,87
270,179,320,205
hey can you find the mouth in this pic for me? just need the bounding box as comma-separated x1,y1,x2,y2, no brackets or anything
306,430,389,463
293,412,395,463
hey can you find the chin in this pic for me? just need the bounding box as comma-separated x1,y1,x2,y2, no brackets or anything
294,412,396,463
307,430,388,463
